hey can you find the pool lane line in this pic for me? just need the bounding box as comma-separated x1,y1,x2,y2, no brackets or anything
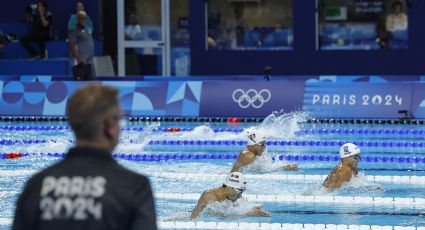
1,170,425,185
0,190,424,208
156,193,425,207
158,221,425,230
149,172,425,185
271,209,425,217
4,125,425,137
3,152,425,165
3,139,425,149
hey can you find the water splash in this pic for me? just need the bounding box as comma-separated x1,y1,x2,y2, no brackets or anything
255,110,310,139
305,172,384,196
242,150,295,174
204,198,264,218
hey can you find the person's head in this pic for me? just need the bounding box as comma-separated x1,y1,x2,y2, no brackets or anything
67,84,123,151
274,22,283,32
76,1,85,12
391,1,403,14
223,172,246,201
233,4,244,19
127,11,138,25
339,143,361,167
76,10,88,26
38,0,47,12
246,129,267,155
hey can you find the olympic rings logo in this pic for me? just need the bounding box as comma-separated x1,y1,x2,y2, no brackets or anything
232,89,271,109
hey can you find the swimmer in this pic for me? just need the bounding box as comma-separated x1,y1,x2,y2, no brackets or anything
190,172,270,219
230,130,298,173
322,143,382,191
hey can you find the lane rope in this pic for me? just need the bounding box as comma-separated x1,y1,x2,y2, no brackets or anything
2,139,425,149
2,170,424,185
3,152,425,164
150,172,425,185
2,152,425,164
3,125,425,137
1,191,423,207
155,193,425,207
158,221,425,230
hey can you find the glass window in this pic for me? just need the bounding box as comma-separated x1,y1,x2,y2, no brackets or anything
170,0,191,76
318,0,409,50
125,48,162,75
124,0,162,41
207,0,293,51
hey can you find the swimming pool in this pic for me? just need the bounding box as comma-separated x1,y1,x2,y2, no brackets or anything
0,113,425,229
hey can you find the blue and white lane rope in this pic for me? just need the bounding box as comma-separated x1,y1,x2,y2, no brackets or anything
2,139,425,149
0,190,423,207
3,125,425,137
0,126,242,133
2,169,424,185
2,152,425,164
158,221,425,230
0,218,422,230
149,172,425,185
156,193,425,207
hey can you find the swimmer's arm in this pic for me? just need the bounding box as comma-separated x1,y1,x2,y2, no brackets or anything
283,163,299,171
231,151,255,172
190,192,215,219
366,185,384,191
322,169,342,191
245,206,271,217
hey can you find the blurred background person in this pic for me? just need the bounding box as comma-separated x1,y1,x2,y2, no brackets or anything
224,4,248,49
376,23,392,49
69,11,95,80
68,1,93,34
386,1,408,32
124,11,145,40
20,0,53,60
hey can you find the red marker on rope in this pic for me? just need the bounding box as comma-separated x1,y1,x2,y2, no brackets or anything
6,152,22,159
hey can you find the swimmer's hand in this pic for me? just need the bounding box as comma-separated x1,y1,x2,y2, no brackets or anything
246,206,271,217
366,185,384,191
283,164,299,171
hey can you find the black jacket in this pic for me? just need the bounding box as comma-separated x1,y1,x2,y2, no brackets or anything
12,147,157,230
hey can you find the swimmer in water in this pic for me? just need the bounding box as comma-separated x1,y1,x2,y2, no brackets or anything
230,130,298,173
190,172,270,219
323,143,382,191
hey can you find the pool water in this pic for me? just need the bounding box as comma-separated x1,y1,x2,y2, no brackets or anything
0,112,425,229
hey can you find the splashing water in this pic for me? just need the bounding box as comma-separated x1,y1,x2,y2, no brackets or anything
204,198,263,219
255,110,310,140
242,149,293,174
304,172,384,196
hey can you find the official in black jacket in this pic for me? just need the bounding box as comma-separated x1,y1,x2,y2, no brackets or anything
12,84,157,230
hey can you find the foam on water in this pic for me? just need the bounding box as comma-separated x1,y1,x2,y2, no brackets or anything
204,198,264,218
303,172,384,196
242,150,294,174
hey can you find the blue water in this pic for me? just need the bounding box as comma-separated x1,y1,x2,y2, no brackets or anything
0,113,425,229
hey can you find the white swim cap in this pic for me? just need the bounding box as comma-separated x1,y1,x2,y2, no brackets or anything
246,129,266,145
339,143,360,158
224,172,247,190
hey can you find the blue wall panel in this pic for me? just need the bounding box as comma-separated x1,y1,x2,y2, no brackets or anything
1,76,425,119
